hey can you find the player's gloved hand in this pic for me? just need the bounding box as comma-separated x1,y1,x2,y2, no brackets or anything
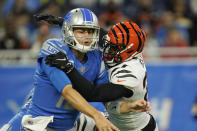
45,52,74,73
33,14,63,26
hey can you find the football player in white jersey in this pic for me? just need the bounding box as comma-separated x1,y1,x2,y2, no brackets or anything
102,21,158,131
68,21,158,131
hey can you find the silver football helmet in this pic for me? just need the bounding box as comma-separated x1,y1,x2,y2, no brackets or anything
62,8,100,53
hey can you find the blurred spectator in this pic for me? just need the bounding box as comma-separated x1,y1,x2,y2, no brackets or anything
189,16,197,46
143,31,160,60
69,0,97,9
189,0,197,46
29,1,62,53
155,11,190,47
2,0,31,17
31,21,61,54
171,0,194,47
1,0,33,49
2,0,16,17
38,2,62,38
164,28,189,48
161,28,191,58
98,0,128,30
190,0,197,15
12,0,29,15
2,0,68,17
172,0,192,27
1,0,197,59
40,2,62,16
35,0,68,17
135,0,158,37
15,11,32,49
0,15,30,49
133,0,155,21
31,22,51,54
123,0,159,48
99,0,124,6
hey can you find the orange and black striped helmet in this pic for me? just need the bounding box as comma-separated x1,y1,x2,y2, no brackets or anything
103,21,147,68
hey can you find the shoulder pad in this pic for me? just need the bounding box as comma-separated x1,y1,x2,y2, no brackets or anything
37,38,67,58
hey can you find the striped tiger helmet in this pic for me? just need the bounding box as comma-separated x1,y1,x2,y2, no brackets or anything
103,21,147,68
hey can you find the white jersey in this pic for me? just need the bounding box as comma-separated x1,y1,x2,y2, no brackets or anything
106,56,150,131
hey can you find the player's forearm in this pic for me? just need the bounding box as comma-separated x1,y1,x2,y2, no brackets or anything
62,85,102,119
89,83,133,102
67,68,133,102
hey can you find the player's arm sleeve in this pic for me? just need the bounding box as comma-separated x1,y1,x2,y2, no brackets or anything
41,58,72,93
66,68,133,102
89,83,133,102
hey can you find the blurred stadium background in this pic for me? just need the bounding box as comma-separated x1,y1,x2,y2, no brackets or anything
0,0,197,130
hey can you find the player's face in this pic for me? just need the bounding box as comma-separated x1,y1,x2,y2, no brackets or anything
104,44,119,61
73,28,94,46
108,45,119,56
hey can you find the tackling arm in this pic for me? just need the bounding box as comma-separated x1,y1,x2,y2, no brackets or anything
45,52,149,113
67,68,133,102
45,52,133,102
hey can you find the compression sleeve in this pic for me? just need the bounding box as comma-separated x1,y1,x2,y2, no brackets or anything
67,68,133,102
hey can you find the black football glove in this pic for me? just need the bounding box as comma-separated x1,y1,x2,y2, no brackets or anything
45,52,74,73
33,14,64,26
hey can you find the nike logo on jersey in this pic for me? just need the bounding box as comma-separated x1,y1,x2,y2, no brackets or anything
117,79,126,82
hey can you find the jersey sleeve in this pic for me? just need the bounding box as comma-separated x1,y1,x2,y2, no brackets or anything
65,68,133,102
37,38,66,59
41,58,72,93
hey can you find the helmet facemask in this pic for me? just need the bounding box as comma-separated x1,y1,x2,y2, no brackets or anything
103,43,120,69
103,21,147,68
103,36,127,69
63,26,99,53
